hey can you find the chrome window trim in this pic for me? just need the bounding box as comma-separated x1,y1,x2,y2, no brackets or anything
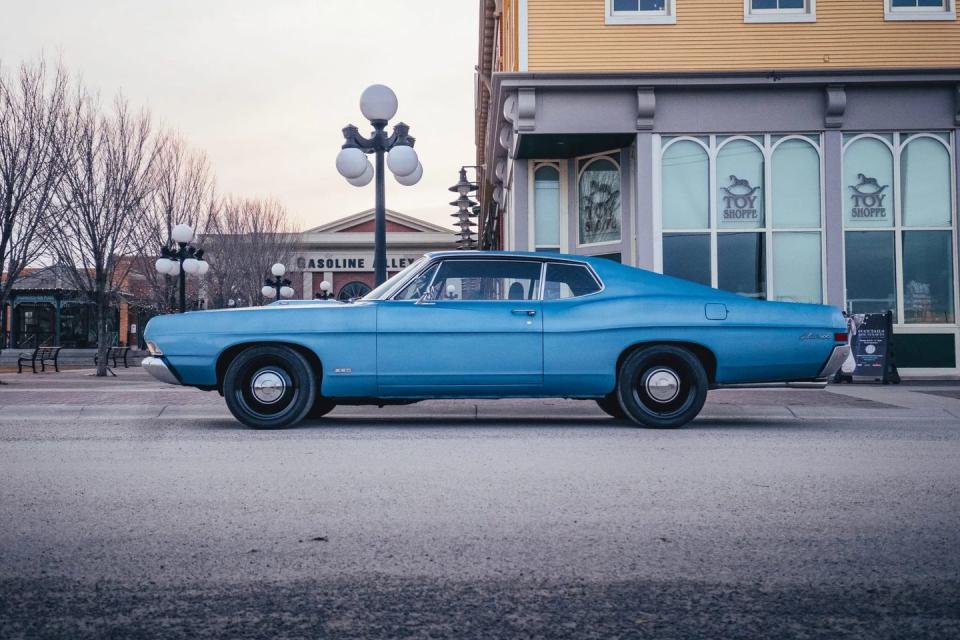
541,259,606,301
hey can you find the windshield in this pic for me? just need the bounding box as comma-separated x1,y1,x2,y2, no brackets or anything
361,256,428,300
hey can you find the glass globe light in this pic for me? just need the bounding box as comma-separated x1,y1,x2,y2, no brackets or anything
336,147,368,180
167,261,181,276
319,280,332,292
280,286,295,299
347,162,374,187
394,162,423,187
197,260,210,275
359,84,398,122
387,145,419,177
261,285,276,299
155,258,174,274
270,263,285,277
171,223,194,244
182,258,200,274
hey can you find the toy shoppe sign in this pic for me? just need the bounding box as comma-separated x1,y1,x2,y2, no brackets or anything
720,175,761,221
293,253,422,272
848,173,889,220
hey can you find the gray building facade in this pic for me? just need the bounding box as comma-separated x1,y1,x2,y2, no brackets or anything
480,70,960,375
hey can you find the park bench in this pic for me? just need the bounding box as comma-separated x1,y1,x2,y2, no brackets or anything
17,346,63,374
94,346,132,369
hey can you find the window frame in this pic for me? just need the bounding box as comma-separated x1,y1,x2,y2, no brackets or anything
655,133,827,304
541,260,605,301
840,132,958,328
528,161,566,252
744,0,816,23
577,153,625,249
885,0,955,21
398,257,546,303
605,0,677,25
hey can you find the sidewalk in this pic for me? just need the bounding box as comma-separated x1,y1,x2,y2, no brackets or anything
2,367,960,422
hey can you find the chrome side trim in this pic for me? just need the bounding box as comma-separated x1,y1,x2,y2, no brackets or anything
818,345,851,378
142,356,181,385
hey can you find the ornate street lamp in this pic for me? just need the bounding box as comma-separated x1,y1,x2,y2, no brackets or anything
335,84,422,286
316,280,333,300
154,223,209,313
261,263,295,301
449,166,479,250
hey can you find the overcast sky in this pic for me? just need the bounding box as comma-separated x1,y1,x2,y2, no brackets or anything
0,0,478,231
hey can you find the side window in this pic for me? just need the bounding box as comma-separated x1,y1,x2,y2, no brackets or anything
394,263,439,300
544,262,602,300
429,260,542,301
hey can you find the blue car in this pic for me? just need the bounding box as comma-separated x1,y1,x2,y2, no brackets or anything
143,251,849,429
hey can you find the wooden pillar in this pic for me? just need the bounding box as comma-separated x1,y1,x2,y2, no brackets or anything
119,300,129,347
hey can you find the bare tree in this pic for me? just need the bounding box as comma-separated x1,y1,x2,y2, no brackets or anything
0,59,69,353
203,196,297,309
48,92,163,376
135,134,214,313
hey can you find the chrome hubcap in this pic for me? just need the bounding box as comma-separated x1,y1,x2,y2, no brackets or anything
645,368,680,403
251,369,285,404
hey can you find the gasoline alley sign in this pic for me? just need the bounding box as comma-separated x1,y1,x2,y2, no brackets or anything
294,254,422,272
720,175,761,221
849,173,889,220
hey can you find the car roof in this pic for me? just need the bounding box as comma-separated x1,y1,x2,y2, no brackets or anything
424,250,601,265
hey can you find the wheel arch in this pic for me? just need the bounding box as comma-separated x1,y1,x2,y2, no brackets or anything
215,341,323,394
616,341,717,385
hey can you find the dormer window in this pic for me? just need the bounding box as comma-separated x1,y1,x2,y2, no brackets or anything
745,0,816,23
606,0,676,24
885,0,955,20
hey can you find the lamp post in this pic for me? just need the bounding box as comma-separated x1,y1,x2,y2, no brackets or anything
154,223,209,313
261,263,295,302
335,84,422,286
449,166,480,249
316,280,332,300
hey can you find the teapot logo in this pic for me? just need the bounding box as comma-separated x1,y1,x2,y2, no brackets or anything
849,173,888,219
721,175,761,220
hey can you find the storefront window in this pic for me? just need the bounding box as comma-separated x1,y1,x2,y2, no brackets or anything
773,232,822,303
845,231,897,316
772,139,820,228
843,137,894,228
901,136,951,227
534,165,561,251
662,140,708,229
578,157,621,245
903,231,954,324
663,233,710,286
718,232,765,298
717,139,764,230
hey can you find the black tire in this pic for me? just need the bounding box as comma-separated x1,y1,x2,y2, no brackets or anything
596,393,626,419
223,345,316,429
616,345,708,429
306,396,336,420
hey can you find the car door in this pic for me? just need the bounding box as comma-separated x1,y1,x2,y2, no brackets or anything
376,258,544,395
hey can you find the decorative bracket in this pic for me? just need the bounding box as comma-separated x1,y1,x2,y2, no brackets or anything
824,85,846,129
636,87,656,130
516,88,536,132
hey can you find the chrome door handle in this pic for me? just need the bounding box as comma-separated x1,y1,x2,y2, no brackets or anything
512,309,537,317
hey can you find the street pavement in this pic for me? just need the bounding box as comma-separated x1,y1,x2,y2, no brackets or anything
1,369,959,639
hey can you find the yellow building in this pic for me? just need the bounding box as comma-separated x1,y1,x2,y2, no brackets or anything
476,0,960,375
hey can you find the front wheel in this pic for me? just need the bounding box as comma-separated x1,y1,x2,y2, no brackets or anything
616,346,708,429
223,345,316,429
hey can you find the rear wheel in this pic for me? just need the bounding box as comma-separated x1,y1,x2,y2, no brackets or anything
223,345,316,429
616,345,708,429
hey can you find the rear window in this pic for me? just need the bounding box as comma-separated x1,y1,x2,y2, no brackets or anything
543,262,601,300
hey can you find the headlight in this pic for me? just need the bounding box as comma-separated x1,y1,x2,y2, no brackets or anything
146,341,163,356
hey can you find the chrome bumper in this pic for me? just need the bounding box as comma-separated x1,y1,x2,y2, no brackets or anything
818,345,851,378
142,356,181,385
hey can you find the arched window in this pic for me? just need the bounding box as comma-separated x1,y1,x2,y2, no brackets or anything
901,136,951,227
578,158,621,245
717,139,764,229
337,281,371,301
771,138,822,303
662,140,708,230
843,137,894,228
533,165,561,251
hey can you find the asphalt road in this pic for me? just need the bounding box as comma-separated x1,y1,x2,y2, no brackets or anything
1,372,959,638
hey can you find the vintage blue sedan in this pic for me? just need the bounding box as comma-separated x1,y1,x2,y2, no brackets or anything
142,251,849,429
